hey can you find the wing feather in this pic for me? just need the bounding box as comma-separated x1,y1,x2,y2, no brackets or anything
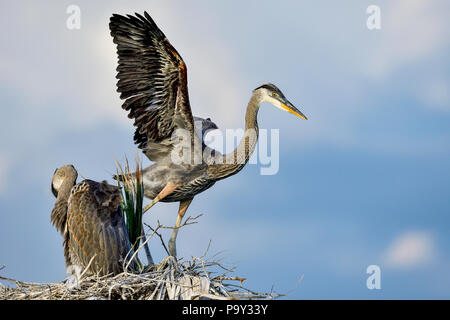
66,180,134,276
109,11,195,157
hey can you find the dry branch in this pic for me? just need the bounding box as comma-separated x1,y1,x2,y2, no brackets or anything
0,255,282,300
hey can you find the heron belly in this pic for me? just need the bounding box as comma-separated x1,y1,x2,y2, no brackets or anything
142,163,215,202
162,178,216,202
142,165,172,199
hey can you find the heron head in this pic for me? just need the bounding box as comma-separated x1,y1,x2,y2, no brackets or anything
254,83,307,120
51,164,78,197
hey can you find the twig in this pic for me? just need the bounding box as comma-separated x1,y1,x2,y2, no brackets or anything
79,254,97,279
144,222,170,256
216,276,247,286
155,214,203,231
125,226,159,271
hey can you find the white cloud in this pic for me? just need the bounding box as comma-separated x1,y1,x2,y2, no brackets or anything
0,1,246,133
366,0,450,78
383,231,436,269
1,1,448,161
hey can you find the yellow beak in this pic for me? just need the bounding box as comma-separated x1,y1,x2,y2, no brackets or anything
282,103,308,120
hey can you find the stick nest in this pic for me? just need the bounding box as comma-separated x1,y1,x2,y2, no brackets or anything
0,256,282,300
1,158,284,300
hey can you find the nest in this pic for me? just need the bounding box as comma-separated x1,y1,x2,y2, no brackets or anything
1,213,284,300
2,158,284,300
0,256,282,300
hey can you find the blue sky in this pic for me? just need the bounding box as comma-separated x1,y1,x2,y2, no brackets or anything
0,0,449,299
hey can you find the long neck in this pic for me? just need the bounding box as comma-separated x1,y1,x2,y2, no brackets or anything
208,91,262,180
51,179,75,234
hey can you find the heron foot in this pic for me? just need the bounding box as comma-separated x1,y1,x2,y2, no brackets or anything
64,274,80,290
65,265,82,290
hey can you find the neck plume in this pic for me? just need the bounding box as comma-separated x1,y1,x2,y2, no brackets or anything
51,178,76,234
208,91,262,180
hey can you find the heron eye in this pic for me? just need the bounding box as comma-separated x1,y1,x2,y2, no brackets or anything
272,92,278,97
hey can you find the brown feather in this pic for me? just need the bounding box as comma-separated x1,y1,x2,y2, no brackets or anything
109,11,195,157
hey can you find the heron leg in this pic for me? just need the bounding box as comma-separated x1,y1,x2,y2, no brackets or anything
141,182,179,264
168,199,193,258
142,181,180,213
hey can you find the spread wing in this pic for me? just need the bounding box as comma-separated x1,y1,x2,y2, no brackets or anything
109,12,196,162
66,180,133,275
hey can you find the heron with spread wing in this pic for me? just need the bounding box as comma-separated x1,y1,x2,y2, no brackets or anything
109,12,307,258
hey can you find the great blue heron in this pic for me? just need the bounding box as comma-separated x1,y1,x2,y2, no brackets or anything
109,12,307,257
51,165,134,286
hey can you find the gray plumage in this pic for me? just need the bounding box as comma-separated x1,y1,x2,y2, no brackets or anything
109,12,307,257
